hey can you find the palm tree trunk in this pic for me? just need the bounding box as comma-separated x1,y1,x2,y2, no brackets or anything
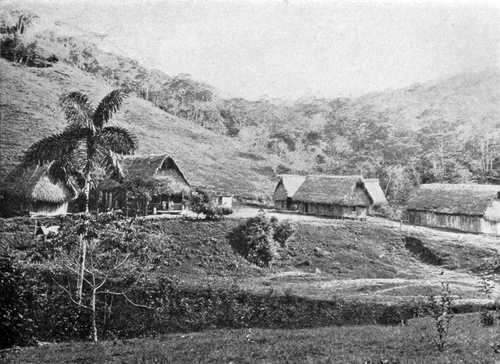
84,174,91,214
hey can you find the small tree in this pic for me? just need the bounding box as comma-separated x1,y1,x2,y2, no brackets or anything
44,214,151,342
422,282,454,352
478,273,496,326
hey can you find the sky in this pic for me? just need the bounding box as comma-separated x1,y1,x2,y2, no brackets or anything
7,0,500,100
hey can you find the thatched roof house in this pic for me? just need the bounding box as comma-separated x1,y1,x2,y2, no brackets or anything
292,175,371,218
407,183,500,235
273,174,306,210
1,163,78,217
100,154,190,195
98,154,191,214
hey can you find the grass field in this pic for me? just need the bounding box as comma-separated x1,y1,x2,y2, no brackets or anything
3,313,499,363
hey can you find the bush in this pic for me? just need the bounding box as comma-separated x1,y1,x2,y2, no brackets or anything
0,36,56,67
228,213,294,267
190,189,223,220
0,252,35,348
271,218,294,247
480,311,495,326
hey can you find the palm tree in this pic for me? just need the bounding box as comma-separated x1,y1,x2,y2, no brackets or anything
23,89,137,304
22,89,137,213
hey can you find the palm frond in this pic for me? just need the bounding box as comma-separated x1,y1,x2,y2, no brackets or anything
23,126,90,167
59,91,93,128
99,126,138,155
93,89,129,129
94,144,123,180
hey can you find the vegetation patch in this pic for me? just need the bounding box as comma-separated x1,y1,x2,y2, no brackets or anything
228,213,294,267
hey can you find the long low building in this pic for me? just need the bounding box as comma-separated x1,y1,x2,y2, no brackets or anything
292,175,372,219
273,174,387,217
406,183,500,235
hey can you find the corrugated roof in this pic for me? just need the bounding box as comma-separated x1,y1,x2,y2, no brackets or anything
292,175,370,206
364,178,388,206
407,183,500,216
277,174,306,198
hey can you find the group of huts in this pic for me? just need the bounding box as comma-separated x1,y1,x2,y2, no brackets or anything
0,154,233,217
273,174,500,236
2,157,500,236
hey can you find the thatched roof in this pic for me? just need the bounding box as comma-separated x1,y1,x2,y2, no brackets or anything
1,163,78,204
275,174,306,199
99,154,190,195
293,175,371,207
407,183,500,216
364,178,388,206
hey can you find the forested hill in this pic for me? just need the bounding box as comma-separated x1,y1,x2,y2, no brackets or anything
1,8,499,204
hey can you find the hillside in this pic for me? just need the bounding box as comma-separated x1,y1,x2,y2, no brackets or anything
344,68,500,131
1,7,499,205
0,58,278,198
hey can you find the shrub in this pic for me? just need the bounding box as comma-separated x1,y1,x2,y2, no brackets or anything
0,252,35,348
271,218,294,247
480,311,495,326
190,189,223,220
0,36,56,67
228,213,294,267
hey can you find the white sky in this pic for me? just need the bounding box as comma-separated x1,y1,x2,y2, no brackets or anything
8,0,500,99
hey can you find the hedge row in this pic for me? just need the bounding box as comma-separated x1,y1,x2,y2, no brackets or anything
1,262,428,346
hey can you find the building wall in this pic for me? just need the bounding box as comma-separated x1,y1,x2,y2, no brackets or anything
298,202,367,219
407,210,500,235
274,200,287,210
30,201,68,217
273,183,288,207
480,218,500,235
213,195,233,209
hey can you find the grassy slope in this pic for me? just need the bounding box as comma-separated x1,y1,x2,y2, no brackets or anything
2,215,498,301
5,313,499,364
0,58,277,198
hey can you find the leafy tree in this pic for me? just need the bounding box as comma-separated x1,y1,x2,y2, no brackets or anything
43,214,151,342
